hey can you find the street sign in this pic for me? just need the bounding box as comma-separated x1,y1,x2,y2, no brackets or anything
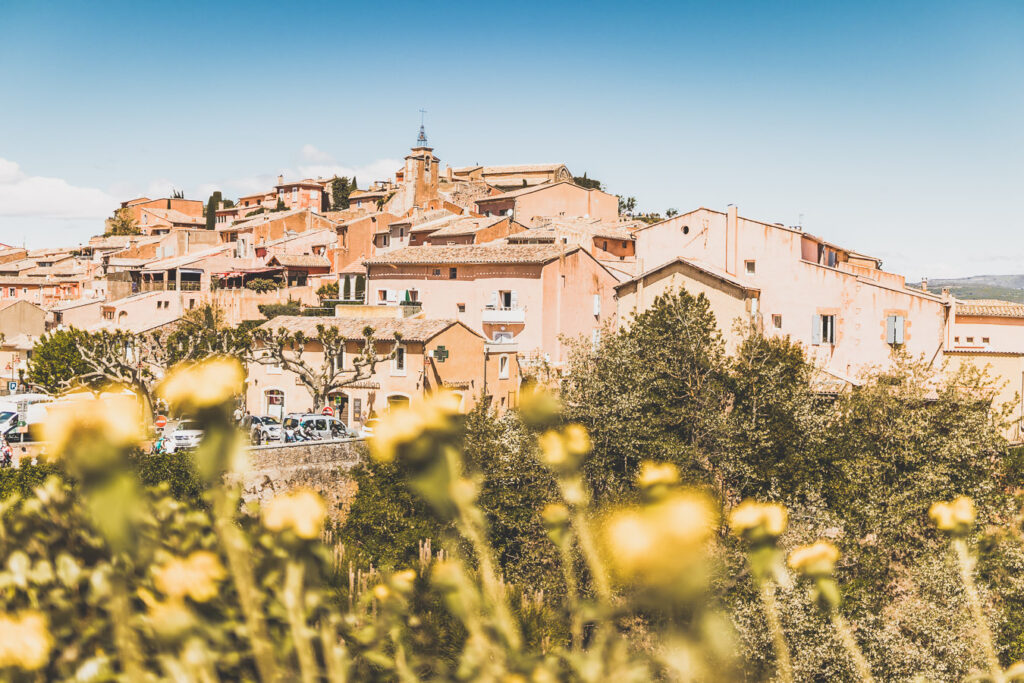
321,405,334,417
16,401,27,431
154,415,168,429
6,381,16,392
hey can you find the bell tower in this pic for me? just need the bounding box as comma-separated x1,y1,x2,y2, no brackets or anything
404,110,440,209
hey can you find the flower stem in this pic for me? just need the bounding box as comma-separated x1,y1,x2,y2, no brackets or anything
284,561,319,683
758,581,793,683
110,577,145,680
557,539,583,650
319,618,350,683
212,487,279,682
830,612,874,683
954,538,1004,683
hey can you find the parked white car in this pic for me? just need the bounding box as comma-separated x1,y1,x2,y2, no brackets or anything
170,420,204,450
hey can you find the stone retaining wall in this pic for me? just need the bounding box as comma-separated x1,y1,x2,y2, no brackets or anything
240,438,365,521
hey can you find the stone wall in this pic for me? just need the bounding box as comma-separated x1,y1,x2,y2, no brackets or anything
240,439,365,521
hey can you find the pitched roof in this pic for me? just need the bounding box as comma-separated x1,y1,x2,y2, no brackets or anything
260,228,337,250
141,245,231,272
475,180,579,203
454,164,565,174
366,243,579,266
614,256,759,295
427,215,505,238
265,254,331,268
219,207,311,231
258,316,463,342
275,178,324,189
140,207,204,225
956,299,1024,318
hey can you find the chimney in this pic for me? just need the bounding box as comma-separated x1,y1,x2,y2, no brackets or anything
921,277,928,292
726,204,738,275
277,174,284,186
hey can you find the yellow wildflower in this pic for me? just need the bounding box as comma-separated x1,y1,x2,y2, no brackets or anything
138,589,194,641
518,383,561,426
788,541,840,578
0,611,51,670
41,394,143,456
373,584,391,601
929,496,976,534
562,424,592,456
153,551,226,603
541,503,571,529
638,461,680,489
263,489,328,539
538,430,569,468
158,356,245,413
729,500,788,541
604,491,717,586
390,569,417,594
369,391,460,463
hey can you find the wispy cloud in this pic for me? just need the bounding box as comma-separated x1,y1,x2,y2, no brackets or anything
0,158,116,220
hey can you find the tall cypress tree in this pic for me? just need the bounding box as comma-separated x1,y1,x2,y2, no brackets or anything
205,191,221,230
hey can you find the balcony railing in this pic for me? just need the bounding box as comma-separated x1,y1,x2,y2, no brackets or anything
481,306,525,324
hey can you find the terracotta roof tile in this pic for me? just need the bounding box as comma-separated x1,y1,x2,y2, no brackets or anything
266,254,331,268
956,299,1024,318
258,316,460,342
366,243,579,266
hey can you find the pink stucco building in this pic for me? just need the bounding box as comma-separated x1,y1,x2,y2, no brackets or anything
364,243,618,364
630,206,950,382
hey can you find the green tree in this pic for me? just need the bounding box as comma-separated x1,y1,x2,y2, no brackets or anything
105,207,140,236
617,195,637,215
245,278,280,293
316,282,339,303
171,189,184,199
573,173,602,190
330,176,351,210
205,191,222,230
666,208,679,218
273,198,286,212
257,299,302,319
27,328,95,393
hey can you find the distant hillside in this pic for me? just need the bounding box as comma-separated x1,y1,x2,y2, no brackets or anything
910,275,1024,303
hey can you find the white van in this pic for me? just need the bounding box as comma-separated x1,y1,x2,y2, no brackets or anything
1,395,54,443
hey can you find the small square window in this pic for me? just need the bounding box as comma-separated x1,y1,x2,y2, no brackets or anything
457,303,466,313
966,337,974,343
433,268,441,276
449,267,457,279
955,336,960,342
772,314,782,329
983,337,990,344
745,260,756,274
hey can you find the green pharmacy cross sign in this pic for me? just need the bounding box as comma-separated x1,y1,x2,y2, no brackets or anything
433,346,449,363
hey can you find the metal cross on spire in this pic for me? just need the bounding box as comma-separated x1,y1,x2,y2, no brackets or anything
416,109,428,147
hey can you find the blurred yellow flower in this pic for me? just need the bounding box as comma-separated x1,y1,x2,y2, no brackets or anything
263,489,328,539
0,611,52,670
41,394,143,455
538,430,569,467
518,383,561,426
373,584,391,601
390,569,417,594
563,424,592,456
638,461,680,489
158,356,245,413
729,500,788,540
929,496,976,533
604,491,717,585
369,391,460,463
153,551,226,603
138,589,194,641
541,503,570,529
787,541,840,577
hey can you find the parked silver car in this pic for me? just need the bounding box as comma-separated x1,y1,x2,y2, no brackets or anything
242,415,283,444
283,414,354,440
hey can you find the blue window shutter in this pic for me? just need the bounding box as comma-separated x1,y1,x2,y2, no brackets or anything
895,316,905,344
811,315,822,345
886,315,896,344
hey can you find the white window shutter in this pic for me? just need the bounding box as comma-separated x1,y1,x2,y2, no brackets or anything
510,290,518,309
490,291,499,309
593,294,601,316
886,315,896,344
811,315,822,345
895,316,905,344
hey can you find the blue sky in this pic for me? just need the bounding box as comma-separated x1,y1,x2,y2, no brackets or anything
0,0,1021,278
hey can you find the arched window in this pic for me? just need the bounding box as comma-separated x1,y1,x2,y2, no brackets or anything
386,395,410,411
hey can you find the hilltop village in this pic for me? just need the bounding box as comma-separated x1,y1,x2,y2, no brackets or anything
2,126,1021,438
